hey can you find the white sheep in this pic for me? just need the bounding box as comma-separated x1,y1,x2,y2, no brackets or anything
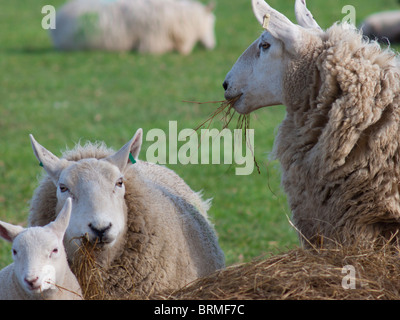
51,0,216,55
223,0,400,245
360,10,400,44
28,129,225,299
0,198,82,300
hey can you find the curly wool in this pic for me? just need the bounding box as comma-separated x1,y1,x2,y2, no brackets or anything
28,142,224,299
273,23,400,245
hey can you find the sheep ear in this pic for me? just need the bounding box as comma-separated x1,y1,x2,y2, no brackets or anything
252,0,301,52
47,197,72,239
29,134,68,184
294,0,321,30
105,128,143,172
206,1,216,12
0,221,24,243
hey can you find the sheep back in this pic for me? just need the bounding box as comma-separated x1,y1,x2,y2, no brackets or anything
51,0,216,54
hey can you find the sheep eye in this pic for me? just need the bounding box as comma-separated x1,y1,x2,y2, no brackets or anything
259,42,271,51
12,249,17,256
59,184,69,193
50,248,58,258
115,178,124,188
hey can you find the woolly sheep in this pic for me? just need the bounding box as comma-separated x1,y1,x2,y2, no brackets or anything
360,11,400,44
28,129,225,298
223,0,400,245
51,0,216,55
0,198,82,300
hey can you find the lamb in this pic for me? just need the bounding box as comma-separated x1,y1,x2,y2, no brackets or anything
360,11,400,44
0,198,82,300
51,0,216,55
28,129,225,299
223,0,400,246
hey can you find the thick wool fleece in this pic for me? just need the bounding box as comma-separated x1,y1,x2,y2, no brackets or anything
28,143,224,298
274,23,400,245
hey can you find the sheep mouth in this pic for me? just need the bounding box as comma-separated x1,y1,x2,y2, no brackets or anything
69,233,114,251
224,93,242,108
27,284,43,292
86,234,114,248
90,239,113,248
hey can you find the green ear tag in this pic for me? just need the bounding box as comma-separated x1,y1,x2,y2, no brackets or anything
129,153,136,164
39,162,43,167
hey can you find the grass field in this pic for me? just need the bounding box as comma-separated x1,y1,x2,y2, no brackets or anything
1,0,400,270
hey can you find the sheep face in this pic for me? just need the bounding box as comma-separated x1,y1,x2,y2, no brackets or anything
0,199,71,298
55,158,128,263
30,129,143,266
223,33,287,114
12,229,67,298
223,0,322,114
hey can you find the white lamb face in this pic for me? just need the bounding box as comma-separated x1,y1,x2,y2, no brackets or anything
30,129,143,265
56,159,128,258
0,198,71,297
223,0,322,114
12,228,61,295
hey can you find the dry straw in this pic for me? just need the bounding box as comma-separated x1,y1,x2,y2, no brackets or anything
71,234,400,300
154,240,400,300
70,235,108,300
69,235,141,300
188,96,260,173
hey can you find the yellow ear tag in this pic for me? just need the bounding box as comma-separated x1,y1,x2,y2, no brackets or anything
263,13,270,30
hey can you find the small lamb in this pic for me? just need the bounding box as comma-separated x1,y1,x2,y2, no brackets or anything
0,198,82,300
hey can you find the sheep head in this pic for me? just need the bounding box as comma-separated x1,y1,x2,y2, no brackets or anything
0,198,72,298
29,129,143,266
223,0,322,114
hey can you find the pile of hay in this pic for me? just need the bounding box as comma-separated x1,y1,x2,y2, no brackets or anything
154,242,400,300
71,234,400,300
70,236,141,300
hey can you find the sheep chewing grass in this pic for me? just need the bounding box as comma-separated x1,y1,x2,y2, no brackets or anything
223,0,400,246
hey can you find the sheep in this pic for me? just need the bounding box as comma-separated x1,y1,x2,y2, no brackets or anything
223,0,400,246
360,11,400,44
0,198,82,300
28,129,225,299
50,0,216,55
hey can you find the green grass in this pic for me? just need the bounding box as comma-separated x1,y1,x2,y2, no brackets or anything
1,0,400,269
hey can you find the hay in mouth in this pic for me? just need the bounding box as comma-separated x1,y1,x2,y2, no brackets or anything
189,95,260,173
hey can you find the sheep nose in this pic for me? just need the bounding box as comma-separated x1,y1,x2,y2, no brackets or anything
222,80,229,91
88,223,112,242
25,276,39,288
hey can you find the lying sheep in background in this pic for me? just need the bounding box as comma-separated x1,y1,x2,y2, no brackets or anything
28,129,225,299
360,11,400,44
0,198,82,300
51,0,216,54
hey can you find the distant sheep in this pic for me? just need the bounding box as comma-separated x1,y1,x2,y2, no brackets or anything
223,0,400,245
51,0,216,54
0,198,82,300
28,129,225,299
361,11,400,44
